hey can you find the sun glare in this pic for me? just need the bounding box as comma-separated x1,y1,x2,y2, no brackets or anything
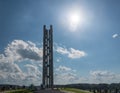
60,7,87,32
67,9,84,32
66,10,84,31
69,13,80,25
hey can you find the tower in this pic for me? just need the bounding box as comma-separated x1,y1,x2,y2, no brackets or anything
42,25,53,88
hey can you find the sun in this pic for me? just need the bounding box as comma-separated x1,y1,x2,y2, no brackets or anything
67,10,83,31
69,12,80,26
59,7,86,32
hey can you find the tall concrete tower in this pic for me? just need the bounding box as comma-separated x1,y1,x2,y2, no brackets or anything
42,25,53,88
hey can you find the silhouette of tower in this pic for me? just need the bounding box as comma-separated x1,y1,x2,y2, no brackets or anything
42,25,53,88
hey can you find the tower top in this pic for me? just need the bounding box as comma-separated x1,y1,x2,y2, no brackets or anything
43,25,52,30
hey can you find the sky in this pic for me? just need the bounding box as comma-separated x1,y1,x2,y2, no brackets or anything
0,0,120,86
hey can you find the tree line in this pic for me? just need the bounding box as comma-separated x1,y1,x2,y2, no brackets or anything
58,83,120,93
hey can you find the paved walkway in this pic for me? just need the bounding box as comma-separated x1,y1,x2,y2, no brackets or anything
34,89,65,93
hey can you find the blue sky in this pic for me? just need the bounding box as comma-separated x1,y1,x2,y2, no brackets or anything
0,0,120,85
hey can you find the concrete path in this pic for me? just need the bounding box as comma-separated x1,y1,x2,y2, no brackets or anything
34,89,65,93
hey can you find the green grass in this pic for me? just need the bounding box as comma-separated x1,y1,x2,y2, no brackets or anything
60,88,92,93
5,89,32,93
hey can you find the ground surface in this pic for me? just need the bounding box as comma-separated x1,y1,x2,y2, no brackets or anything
34,89,65,93
60,88,92,93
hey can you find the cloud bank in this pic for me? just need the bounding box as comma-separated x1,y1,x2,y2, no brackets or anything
55,65,78,84
55,68,120,84
0,40,42,85
0,40,120,85
0,40,86,85
89,70,120,84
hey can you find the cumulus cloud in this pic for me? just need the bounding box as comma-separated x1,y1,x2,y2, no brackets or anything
89,70,120,83
0,61,22,73
1,40,43,62
55,46,86,59
0,60,42,85
56,46,69,54
1,40,81,85
112,34,119,38
25,64,42,77
68,48,86,59
54,65,89,84
0,61,26,85
56,65,72,72
24,64,42,85
55,72,78,84
1,40,120,85
55,65,78,84
0,40,43,85
55,68,120,84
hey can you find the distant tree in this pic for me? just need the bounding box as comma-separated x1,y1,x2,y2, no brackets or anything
29,84,36,91
22,85,26,89
93,89,96,93
115,88,118,93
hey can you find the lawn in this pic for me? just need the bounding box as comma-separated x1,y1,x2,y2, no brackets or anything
5,89,32,93
60,88,92,93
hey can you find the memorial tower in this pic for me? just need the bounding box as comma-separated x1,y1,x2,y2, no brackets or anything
42,25,53,88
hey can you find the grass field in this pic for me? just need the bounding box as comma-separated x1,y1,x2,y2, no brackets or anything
60,88,92,93
5,89,32,93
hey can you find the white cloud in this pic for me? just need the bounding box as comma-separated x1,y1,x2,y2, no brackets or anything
112,34,119,38
68,48,86,59
55,68,120,84
54,72,78,84
55,46,86,59
0,61,26,85
56,46,69,54
0,60,42,85
54,65,88,85
2,40,42,62
55,65,78,84
89,70,120,83
1,40,120,85
0,61,22,73
0,40,43,85
25,64,42,77
56,65,72,72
